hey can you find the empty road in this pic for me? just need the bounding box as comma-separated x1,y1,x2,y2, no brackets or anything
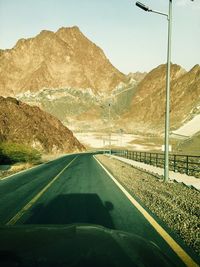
0,153,199,267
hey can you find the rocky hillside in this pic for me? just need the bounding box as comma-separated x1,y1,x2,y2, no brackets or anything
16,82,138,132
120,64,200,134
15,63,200,135
0,26,126,96
0,97,84,153
176,131,200,155
16,63,200,134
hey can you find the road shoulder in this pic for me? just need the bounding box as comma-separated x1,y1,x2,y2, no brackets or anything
95,154,200,266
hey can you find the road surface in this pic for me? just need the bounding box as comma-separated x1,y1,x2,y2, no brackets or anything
0,153,199,266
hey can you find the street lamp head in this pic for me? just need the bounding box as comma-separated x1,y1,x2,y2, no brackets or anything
135,1,151,12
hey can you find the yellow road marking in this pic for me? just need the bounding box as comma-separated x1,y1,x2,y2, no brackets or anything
94,156,199,267
6,156,78,226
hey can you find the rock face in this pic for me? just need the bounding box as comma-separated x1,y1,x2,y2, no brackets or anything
127,71,147,83
0,26,126,96
0,97,85,153
120,64,200,133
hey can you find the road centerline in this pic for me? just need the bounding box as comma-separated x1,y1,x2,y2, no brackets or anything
94,155,199,267
6,155,78,226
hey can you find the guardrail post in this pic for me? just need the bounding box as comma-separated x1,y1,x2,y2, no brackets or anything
186,156,189,175
150,153,152,165
173,155,176,172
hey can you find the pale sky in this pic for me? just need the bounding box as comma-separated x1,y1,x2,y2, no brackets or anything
0,0,199,74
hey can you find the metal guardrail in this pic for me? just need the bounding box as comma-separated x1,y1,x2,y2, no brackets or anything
111,150,200,178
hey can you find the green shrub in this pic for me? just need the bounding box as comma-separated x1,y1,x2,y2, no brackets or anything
0,142,41,164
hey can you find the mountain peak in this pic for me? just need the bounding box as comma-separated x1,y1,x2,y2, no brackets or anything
57,26,81,34
15,38,28,48
190,64,200,73
0,26,126,96
38,29,54,36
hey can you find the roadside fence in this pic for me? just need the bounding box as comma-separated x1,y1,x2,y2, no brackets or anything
110,150,200,178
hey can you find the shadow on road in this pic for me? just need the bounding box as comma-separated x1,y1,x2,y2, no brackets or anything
24,194,115,228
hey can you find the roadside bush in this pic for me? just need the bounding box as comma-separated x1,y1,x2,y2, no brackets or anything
0,142,41,164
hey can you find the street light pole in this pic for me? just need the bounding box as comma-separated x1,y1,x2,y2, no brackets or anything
135,1,172,182
108,103,111,154
164,0,172,182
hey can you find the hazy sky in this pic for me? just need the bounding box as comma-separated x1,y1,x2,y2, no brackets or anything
0,0,199,74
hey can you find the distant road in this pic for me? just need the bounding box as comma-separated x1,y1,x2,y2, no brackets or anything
0,153,198,266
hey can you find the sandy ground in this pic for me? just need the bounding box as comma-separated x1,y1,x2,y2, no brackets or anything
173,114,200,136
73,132,191,153
96,155,200,256
74,132,162,151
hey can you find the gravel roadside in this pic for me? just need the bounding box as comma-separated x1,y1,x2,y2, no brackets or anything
96,155,200,256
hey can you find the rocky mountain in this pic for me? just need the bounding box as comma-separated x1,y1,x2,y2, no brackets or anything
1,25,199,137
0,26,126,96
120,64,200,134
16,63,200,135
0,97,84,153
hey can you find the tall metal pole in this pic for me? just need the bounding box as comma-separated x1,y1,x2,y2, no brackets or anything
164,0,172,182
108,103,111,153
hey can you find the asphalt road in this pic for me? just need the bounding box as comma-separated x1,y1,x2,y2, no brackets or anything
0,153,199,266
